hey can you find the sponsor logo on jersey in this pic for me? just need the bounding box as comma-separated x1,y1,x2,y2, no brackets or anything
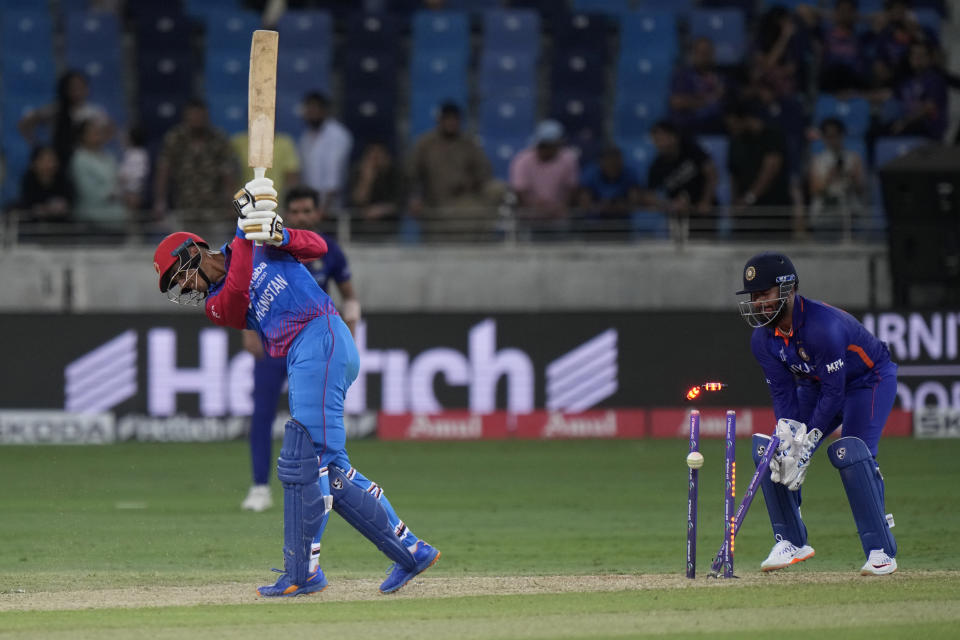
826,358,845,373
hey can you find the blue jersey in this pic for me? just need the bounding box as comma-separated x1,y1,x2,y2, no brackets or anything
206,230,336,357
750,295,895,433
304,233,351,293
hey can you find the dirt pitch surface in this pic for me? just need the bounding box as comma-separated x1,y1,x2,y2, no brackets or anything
3,570,955,612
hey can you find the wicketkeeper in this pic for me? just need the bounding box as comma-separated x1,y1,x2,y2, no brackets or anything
736,251,899,575
151,176,440,596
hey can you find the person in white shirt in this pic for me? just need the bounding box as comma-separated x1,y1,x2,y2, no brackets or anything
298,92,353,215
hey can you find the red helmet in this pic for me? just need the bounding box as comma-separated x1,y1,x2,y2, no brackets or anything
153,232,209,292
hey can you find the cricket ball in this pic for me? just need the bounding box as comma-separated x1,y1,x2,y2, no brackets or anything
686,451,704,469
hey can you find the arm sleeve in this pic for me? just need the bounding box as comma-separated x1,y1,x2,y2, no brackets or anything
205,239,252,330
280,228,328,263
751,330,800,422
807,320,849,432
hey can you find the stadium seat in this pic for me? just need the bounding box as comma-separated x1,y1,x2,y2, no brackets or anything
481,135,525,180
689,9,746,65
1,10,54,55
550,92,604,140
275,10,333,56
482,9,541,57
184,0,243,20
873,136,929,168
809,137,868,163
551,50,606,95
411,10,470,56
138,94,184,144
343,91,398,153
2,0,53,9
553,13,610,59
137,53,194,94
615,136,656,184
619,11,678,61
613,94,669,139
697,135,731,205
572,0,632,16
275,91,305,138
205,50,249,96
344,12,402,55
616,53,674,98
207,93,247,135
2,94,52,146
69,52,124,114
478,51,537,98
409,90,468,139
134,9,193,51
343,52,399,92
410,51,469,90
199,10,262,54
635,0,695,13
478,95,536,138
277,51,331,95
1,54,57,96
813,95,871,137
64,11,121,58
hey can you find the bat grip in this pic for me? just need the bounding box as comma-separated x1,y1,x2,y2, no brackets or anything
252,166,266,246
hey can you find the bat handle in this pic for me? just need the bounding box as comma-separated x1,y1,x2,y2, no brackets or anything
251,166,267,246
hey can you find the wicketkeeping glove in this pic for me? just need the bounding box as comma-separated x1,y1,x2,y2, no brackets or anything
782,427,823,491
769,418,804,483
234,177,285,245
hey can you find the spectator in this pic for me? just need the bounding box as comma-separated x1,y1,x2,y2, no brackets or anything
152,99,237,232
576,145,642,238
16,145,73,237
724,102,793,236
298,92,352,213
818,0,870,93
232,130,301,203
867,0,938,85
118,126,150,213
747,7,809,103
669,37,729,134
809,118,866,235
70,118,127,235
646,120,718,235
18,70,111,166
407,101,498,238
350,142,406,240
509,119,579,236
889,41,948,139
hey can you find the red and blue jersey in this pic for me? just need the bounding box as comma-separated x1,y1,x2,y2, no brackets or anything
205,229,337,357
750,295,895,433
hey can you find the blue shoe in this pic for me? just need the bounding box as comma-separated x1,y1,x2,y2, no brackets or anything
379,541,441,594
257,568,328,597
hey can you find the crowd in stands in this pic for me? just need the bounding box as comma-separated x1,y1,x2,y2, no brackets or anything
0,0,954,243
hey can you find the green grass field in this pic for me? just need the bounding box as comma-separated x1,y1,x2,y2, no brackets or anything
1,438,959,639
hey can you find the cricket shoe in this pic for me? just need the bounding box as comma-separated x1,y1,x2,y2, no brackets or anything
379,541,441,594
760,539,815,571
257,568,328,597
241,485,273,512
861,549,897,576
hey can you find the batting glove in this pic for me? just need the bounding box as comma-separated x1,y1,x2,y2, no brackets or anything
235,177,285,246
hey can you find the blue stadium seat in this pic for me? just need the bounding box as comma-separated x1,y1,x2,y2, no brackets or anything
409,90,467,139
2,94,51,146
482,9,541,57
2,0,53,9
478,95,536,138
343,91,397,153
200,10,261,54
65,11,121,57
69,51,124,110
445,0,500,12
207,93,247,135
1,141,31,206
134,10,193,51
635,0,695,13
96,91,128,127
410,51,469,90
138,94,185,144
1,54,57,96
509,0,569,23
1,11,53,55
696,135,731,205
689,9,746,65
856,0,885,13
275,10,333,56
478,52,537,99
550,92,604,140
275,91,305,138
344,12,402,55
277,51,331,95
551,50,606,95
137,53,194,94
873,136,929,168
572,0,632,16
481,135,525,181
184,0,243,20
613,94,669,139
553,13,610,58
813,95,871,137
343,53,399,92
913,8,942,34
616,53,675,97
205,50,248,96
619,11,678,61
412,10,470,56
809,137,868,163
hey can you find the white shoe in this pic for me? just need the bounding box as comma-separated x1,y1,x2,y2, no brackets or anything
760,538,816,571
861,549,897,576
241,485,273,512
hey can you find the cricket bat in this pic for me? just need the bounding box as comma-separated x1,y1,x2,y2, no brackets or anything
248,29,278,181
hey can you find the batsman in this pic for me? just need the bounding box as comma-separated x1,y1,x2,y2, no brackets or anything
736,251,899,576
